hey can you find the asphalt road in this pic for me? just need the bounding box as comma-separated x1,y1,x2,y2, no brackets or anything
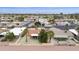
0,45,79,51
53,24,77,30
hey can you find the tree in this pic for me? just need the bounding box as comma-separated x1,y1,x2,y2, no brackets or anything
38,29,48,43
64,24,69,33
34,22,41,27
21,28,28,42
16,16,24,21
74,14,79,19
60,12,64,19
48,19,55,24
69,14,74,19
60,12,63,15
47,31,54,43
5,32,15,41
42,23,45,27
53,15,59,19
19,17,24,21
48,16,55,24
43,16,49,19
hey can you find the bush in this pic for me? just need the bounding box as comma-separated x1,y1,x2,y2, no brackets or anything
5,32,15,41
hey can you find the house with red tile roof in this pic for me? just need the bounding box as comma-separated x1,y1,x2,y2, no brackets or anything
27,28,41,39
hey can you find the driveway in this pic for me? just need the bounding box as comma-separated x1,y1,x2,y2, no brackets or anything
16,35,40,45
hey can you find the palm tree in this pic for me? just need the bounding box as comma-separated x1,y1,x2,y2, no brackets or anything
21,28,28,42
38,29,48,43
47,31,54,43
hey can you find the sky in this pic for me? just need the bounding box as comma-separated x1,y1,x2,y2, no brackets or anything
0,7,79,14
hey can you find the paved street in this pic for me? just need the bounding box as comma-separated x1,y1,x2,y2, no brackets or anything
53,24,77,30
0,45,79,51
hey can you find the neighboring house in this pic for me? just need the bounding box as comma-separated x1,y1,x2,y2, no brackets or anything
39,18,49,24
55,21,71,26
27,28,41,39
69,29,78,36
0,27,26,37
0,16,13,22
0,28,9,41
55,19,76,22
49,28,74,40
44,24,53,28
19,21,32,27
69,29,79,42
55,19,77,25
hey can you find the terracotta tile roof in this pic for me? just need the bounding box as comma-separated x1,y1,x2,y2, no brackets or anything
28,28,40,36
